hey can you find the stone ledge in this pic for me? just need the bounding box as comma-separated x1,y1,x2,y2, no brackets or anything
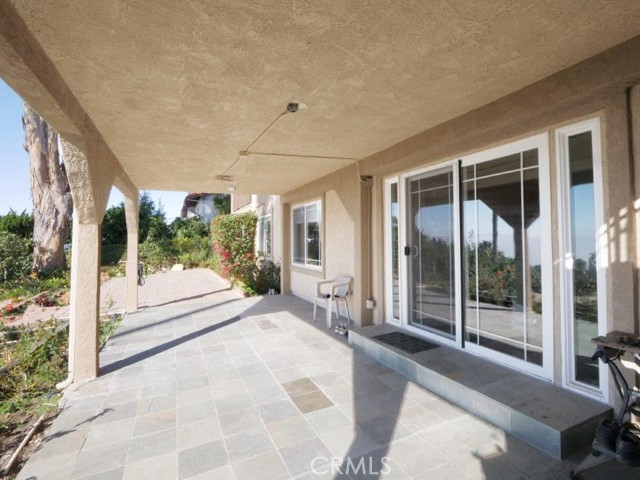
349,324,611,459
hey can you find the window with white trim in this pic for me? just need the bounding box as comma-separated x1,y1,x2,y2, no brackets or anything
557,118,607,400
292,201,322,268
257,215,272,258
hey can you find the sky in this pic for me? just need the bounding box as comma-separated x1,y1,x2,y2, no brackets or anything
0,79,187,221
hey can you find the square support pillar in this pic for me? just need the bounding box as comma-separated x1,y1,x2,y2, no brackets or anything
68,216,101,382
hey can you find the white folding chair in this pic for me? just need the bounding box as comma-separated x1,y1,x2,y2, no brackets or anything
313,276,352,328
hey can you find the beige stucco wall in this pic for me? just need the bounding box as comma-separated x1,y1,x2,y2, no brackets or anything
282,165,373,327
288,190,355,304
281,40,640,398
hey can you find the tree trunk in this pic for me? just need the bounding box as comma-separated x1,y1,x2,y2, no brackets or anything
22,104,73,273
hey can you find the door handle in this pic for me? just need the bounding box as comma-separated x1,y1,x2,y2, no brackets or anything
404,246,410,256
413,246,419,257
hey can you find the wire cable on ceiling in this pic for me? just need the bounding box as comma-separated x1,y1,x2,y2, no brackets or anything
222,108,289,176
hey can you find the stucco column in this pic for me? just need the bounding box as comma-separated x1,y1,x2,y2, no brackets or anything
124,192,139,313
60,138,127,385
68,216,101,382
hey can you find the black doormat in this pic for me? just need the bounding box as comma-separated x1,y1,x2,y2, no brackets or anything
373,332,439,354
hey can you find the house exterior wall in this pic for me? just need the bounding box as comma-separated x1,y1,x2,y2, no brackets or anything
252,194,282,265
231,193,252,213
280,40,640,400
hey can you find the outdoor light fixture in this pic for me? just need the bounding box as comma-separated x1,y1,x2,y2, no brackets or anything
228,186,237,192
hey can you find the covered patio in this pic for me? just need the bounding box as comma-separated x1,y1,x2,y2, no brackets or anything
14,271,631,479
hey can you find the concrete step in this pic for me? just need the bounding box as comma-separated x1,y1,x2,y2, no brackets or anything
349,324,612,459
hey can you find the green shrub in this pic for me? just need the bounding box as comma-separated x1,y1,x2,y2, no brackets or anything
240,258,281,296
138,239,175,271
210,213,257,283
0,232,32,282
0,210,33,239
171,217,209,238
101,243,126,266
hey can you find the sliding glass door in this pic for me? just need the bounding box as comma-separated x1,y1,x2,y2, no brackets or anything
406,167,457,340
388,134,552,379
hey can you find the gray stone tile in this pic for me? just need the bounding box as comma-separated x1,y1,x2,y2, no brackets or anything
75,467,125,480
218,407,263,436
273,366,306,383
320,425,380,458
16,452,77,480
133,408,176,436
123,452,177,480
127,428,177,463
386,435,448,477
398,404,444,433
178,440,229,480
242,372,279,390
257,399,300,423
359,414,412,445
305,406,352,435
177,375,209,390
103,388,143,408
177,400,217,426
279,437,333,476
93,401,139,425
210,378,247,398
248,385,289,406
231,450,290,480
214,392,253,415
266,415,317,448
472,395,512,433
71,440,129,479
323,384,355,404
84,418,136,450
225,426,275,463
182,465,235,479
177,416,223,450
29,426,89,462
177,386,213,408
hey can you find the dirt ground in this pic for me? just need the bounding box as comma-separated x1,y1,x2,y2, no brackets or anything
0,411,58,478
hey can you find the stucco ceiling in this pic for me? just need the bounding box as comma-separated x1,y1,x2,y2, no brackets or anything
8,0,640,194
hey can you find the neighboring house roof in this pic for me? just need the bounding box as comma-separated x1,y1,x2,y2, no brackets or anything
180,193,209,218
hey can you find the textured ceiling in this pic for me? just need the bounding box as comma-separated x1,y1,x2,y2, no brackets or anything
9,0,640,194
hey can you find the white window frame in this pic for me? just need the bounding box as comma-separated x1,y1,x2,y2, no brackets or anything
291,200,322,270
257,214,272,258
384,177,401,325
556,118,608,402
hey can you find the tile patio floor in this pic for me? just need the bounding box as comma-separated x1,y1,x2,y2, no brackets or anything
15,270,637,479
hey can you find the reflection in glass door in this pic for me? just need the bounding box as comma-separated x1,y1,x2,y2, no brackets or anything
407,168,456,339
462,150,544,365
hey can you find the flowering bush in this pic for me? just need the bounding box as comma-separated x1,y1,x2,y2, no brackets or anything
210,213,257,283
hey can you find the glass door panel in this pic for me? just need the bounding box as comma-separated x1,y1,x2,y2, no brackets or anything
407,168,456,339
463,152,543,365
568,131,599,387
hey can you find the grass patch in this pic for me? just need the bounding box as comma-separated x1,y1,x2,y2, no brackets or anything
0,315,122,461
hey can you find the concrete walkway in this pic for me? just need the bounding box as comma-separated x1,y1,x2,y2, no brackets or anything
15,270,632,479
